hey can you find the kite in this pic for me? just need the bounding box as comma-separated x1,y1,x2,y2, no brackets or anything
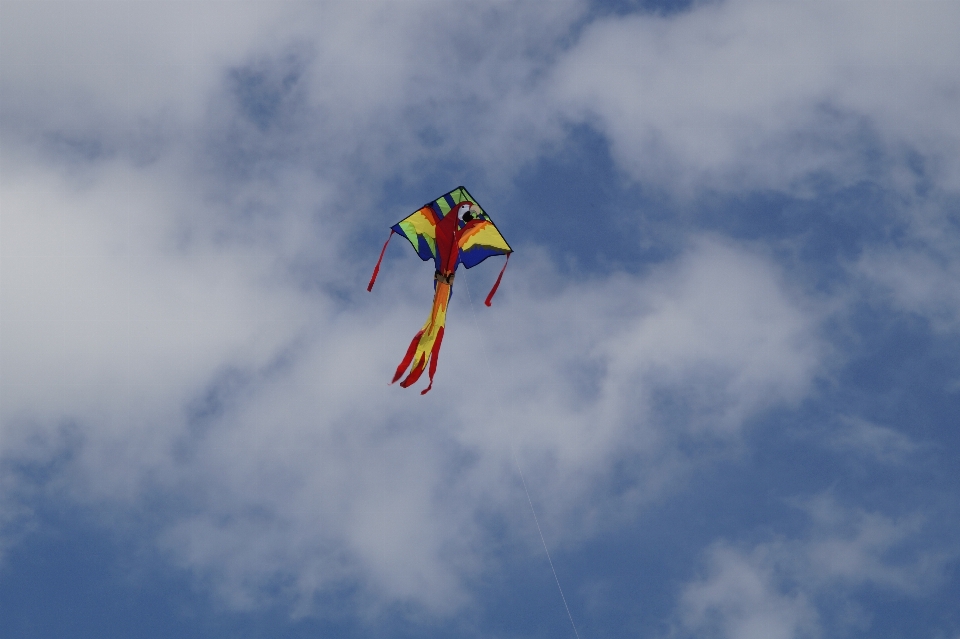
367,186,512,395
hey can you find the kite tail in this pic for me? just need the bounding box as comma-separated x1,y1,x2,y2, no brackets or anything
393,281,451,393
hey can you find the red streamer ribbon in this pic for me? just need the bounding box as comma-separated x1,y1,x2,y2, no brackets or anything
484,253,510,306
367,231,394,292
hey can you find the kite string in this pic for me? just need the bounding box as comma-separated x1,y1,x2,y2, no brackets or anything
461,272,582,639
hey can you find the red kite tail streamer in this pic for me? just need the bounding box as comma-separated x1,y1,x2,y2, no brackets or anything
392,329,424,384
396,280,451,393
419,326,444,395
367,231,394,292
484,253,510,306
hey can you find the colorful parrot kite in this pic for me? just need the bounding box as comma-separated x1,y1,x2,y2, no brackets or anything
367,186,512,395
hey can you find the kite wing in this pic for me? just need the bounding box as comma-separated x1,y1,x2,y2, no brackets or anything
451,186,512,268
458,217,512,269
391,203,440,263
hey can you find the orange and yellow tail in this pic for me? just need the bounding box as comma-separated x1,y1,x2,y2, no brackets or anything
392,281,451,394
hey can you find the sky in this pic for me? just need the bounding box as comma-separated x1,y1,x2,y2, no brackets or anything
1,0,959,637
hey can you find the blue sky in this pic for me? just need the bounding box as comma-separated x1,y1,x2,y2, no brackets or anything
2,1,959,637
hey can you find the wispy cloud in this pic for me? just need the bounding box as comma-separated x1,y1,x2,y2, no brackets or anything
856,199,960,333
678,494,950,639
551,0,960,195
826,416,923,465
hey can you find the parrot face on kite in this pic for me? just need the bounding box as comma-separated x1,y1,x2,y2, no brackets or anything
366,186,512,394
460,203,482,223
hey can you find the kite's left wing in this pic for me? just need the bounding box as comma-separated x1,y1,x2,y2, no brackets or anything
392,204,440,264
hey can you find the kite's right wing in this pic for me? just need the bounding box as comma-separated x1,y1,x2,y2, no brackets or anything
458,218,512,269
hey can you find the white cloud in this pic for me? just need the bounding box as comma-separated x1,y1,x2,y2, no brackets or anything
801,495,932,592
550,0,960,194
678,494,948,638
0,157,320,498
848,183,960,335
857,222,960,333
0,0,303,122
826,416,922,465
680,544,818,639
8,0,958,197
0,0,585,189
